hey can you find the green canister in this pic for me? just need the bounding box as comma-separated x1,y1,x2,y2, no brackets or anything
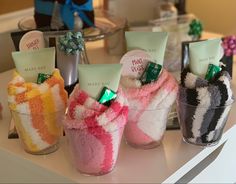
205,64,221,81
37,73,52,84
140,62,162,85
97,87,117,106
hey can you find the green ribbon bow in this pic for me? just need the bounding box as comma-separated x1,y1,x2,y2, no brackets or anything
188,19,203,39
59,31,84,55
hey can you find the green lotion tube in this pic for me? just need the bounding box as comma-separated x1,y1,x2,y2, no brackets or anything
12,47,55,83
78,64,122,99
189,38,222,77
125,31,168,65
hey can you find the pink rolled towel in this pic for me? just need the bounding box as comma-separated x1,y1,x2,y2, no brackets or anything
121,69,178,147
64,85,128,175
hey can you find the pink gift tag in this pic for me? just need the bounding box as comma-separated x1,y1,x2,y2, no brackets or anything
19,30,45,51
120,50,151,78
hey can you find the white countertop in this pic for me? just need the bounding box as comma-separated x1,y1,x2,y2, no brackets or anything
0,37,235,183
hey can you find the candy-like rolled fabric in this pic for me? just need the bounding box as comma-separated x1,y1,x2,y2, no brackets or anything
121,69,178,148
178,68,234,145
8,69,68,154
64,85,128,175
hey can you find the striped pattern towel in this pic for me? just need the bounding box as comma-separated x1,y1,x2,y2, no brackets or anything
8,69,68,153
64,85,128,174
178,68,234,144
121,69,178,145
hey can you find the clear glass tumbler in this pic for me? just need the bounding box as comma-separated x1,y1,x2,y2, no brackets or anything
124,107,171,149
176,100,234,146
64,125,125,176
11,109,64,154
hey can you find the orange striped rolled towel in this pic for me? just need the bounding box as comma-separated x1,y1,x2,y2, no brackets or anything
8,69,68,154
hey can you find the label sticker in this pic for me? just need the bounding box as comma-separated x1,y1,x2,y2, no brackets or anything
19,30,45,51
120,50,152,78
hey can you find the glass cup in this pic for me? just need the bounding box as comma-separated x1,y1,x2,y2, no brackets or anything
176,100,234,146
124,107,171,149
64,125,125,176
11,110,64,155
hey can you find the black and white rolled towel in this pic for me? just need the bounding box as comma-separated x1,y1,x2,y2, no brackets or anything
178,67,234,145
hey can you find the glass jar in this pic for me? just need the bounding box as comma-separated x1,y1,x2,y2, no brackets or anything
64,124,125,176
177,99,234,146
124,106,171,149
11,109,64,154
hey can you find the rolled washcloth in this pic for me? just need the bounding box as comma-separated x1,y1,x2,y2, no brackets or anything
64,85,128,174
178,67,234,144
121,69,178,145
8,69,68,152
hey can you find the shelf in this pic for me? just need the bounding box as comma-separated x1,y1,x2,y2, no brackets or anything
0,34,235,183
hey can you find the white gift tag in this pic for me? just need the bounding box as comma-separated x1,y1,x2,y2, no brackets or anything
19,30,45,51
120,50,151,78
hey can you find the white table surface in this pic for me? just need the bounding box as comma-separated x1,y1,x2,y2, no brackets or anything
0,35,235,183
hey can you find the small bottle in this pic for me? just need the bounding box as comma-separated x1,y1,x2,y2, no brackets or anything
160,0,178,19
50,1,64,30
74,12,84,31
174,0,186,15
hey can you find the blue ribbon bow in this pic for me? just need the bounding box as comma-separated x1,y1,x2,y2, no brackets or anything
35,0,94,30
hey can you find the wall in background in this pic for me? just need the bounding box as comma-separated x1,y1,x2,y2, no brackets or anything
187,0,236,35
0,0,33,15
1,0,236,35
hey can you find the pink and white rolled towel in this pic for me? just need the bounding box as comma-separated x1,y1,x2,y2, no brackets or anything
121,69,178,147
64,85,128,175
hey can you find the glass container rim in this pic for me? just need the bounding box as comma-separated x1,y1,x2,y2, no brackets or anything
177,99,235,109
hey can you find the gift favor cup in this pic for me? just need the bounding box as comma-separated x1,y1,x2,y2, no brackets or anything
56,31,87,94
124,106,172,149
11,109,64,154
177,99,234,146
64,124,125,176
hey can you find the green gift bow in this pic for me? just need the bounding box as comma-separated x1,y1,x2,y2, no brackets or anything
188,19,203,38
59,31,84,55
